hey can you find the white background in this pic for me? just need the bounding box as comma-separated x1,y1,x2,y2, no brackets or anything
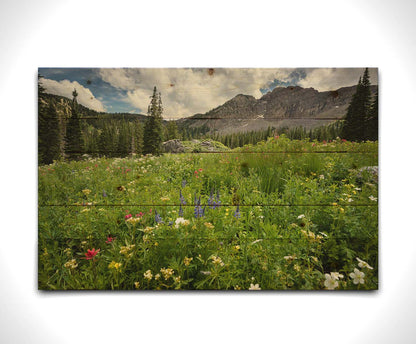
1,0,415,343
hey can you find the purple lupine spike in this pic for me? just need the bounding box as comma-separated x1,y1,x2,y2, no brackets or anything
208,189,214,208
182,180,187,188
213,190,221,209
103,190,107,197
234,205,241,219
155,210,163,224
179,190,186,205
179,204,184,217
194,204,201,218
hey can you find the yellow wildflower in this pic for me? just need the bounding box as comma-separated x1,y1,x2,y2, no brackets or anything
126,217,141,225
183,257,193,266
82,189,91,196
160,196,170,201
211,255,225,266
64,259,78,269
108,261,122,270
204,222,214,229
160,267,174,280
134,281,140,289
119,244,135,256
144,269,153,280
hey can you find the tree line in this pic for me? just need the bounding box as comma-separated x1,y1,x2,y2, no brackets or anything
38,70,378,165
341,68,378,141
38,81,176,164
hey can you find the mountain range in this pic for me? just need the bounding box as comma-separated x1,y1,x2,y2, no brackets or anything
177,84,378,134
42,84,378,135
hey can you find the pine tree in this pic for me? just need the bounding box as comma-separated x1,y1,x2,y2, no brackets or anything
166,120,179,140
132,120,144,155
143,87,164,155
117,120,132,157
341,68,373,141
367,92,378,141
65,89,84,160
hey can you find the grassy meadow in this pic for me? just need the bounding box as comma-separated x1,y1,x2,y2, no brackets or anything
38,136,378,290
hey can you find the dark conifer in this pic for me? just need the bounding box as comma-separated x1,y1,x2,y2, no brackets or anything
65,89,84,160
38,75,60,164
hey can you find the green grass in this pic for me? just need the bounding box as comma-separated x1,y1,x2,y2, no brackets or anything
38,136,378,290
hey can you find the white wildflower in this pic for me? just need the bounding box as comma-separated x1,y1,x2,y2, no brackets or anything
349,268,365,285
324,273,339,290
356,257,373,270
175,217,190,228
248,283,261,290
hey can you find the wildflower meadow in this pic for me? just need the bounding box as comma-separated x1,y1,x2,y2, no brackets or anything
38,136,378,290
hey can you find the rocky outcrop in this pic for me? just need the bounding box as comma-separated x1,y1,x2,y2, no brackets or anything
162,139,185,153
180,84,378,134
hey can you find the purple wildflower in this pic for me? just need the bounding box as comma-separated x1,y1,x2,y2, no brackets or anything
234,205,241,219
194,196,204,218
179,190,186,205
155,210,164,224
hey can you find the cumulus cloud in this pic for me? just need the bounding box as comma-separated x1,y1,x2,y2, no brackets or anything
99,68,297,119
98,68,378,118
297,68,378,91
40,78,106,112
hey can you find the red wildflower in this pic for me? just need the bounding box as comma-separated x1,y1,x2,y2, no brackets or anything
199,168,203,172
83,248,100,260
136,212,144,217
194,171,198,174
125,214,132,220
106,236,115,244
341,139,346,142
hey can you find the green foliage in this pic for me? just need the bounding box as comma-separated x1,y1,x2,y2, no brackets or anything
65,89,84,160
366,92,378,141
39,137,378,290
38,75,60,164
143,86,164,155
165,121,179,140
341,68,377,142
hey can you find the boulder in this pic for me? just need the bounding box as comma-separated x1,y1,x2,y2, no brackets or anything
162,139,185,153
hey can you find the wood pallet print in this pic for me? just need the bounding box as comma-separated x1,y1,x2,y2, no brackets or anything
38,68,378,290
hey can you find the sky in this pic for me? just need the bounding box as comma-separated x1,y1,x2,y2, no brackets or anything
38,68,378,119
